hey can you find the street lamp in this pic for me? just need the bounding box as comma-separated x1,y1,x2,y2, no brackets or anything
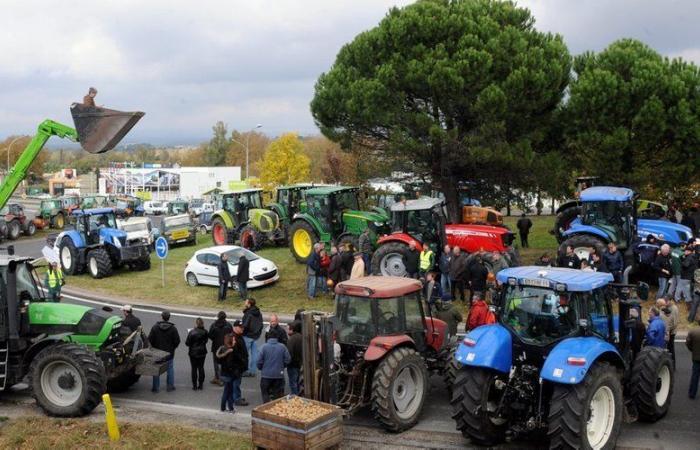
5,136,22,175
232,124,262,180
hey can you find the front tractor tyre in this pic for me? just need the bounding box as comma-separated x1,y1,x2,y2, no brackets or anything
553,205,581,243
630,346,673,422
7,219,20,240
30,343,106,417
52,213,65,229
289,220,319,263
559,234,607,264
547,362,622,450
450,366,508,446
371,347,428,432
239,224,263,251
25,220,37,236
59,237,82,275
371,242,410,277
211,217,232,246
87,248,113,279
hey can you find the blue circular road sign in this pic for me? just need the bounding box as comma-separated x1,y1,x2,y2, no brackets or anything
155,236,169,259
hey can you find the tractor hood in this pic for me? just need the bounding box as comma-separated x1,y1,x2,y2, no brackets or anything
100,227,127,243
344,209,387,224
29,302,92,325
637,219,692,246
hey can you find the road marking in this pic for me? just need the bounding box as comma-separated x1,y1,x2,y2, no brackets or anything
114,397,252,419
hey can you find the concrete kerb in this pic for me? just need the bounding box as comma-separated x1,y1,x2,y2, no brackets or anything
57,285,297,324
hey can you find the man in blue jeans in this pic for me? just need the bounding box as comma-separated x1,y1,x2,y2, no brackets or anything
686,318,700,399
257,336,291,402
148,310,180,392
241,298,263,377
286,321,303,395
306,243,321,299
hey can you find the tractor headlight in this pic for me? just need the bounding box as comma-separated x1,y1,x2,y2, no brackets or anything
555,283,567,292
507,277,516,286
374,221,384,227
112,236,122,248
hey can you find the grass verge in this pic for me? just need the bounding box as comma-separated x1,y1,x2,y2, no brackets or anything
0,416,251,450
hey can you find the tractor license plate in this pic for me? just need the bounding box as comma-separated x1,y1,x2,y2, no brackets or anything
172,230,189,240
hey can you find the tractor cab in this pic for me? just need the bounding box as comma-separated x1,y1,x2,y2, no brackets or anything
302,187,360,237
167,199,189,216
115,196,143,218
273,184,322,221
578,187,636,249
222,189,264,224
60,196,80,212
80,194,110,210
40,199,62,215
73,208,121,245
389,197,447,249
574,176,599,198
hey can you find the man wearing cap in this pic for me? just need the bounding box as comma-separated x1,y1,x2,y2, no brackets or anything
121,305,141,333
83,87,97,107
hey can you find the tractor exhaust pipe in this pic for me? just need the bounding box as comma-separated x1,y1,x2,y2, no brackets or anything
70,103,145,154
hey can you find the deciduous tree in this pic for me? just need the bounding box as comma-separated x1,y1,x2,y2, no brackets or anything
259,133,311,188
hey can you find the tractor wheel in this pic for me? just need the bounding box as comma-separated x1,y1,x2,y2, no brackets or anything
7,219,20,240
59,237,83,275
553,205,581,243
211,217,231,246
133,256,151,271
371,347,428,432
450,366,508,446
629,346,673,422
547,362,622,450
29,342,106,417
25,220,37,236
106,368,141,393
371,242,410,277
87,248,113,279
240,224,263,251
443,347,459,399
559,234,607,264
52,213,65,229
289,220,319,263
338,234,359,253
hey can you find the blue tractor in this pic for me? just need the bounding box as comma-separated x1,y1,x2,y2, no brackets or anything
54,208,151,278
558,187,692,265
449,267,673,449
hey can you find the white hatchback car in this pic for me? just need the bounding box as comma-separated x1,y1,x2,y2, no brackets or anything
184,245,279,289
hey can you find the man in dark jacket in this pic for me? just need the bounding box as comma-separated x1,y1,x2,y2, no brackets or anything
121,305,141,333
358,228,372,274
435,297,463,338
185,318,208,390
686,318,700,398
404,241,420,279
339,244,354,281
237,255,250,300
306,244,321,299
468,255,489,298
265,314,288,345
257,336,291,402
218,253,231,301
516,213,533,248
654,244,673,298
242,298,263,376
208,311,232,385
438,244,452,296
328,246,342,286
231,320,249,406
449,246,468,301
286,321,303,395
602,242,624,282
558,245,582,269
148,310,181,393
678,246,697,303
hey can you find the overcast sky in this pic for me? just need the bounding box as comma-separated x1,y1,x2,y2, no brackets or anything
1,0,698,144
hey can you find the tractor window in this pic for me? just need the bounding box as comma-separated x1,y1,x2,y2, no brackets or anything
403,294,424,332
15,264,41,303
88,213,117,231
335,191,359,211
335,294,375,346
248,193,263,209
581,290,610,339
503,286,578,345
581,201,623,226
376,297,403,335
224,196,236,211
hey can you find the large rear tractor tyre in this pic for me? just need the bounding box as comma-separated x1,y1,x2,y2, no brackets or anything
450,366,508,446
240,224,263,251
7,219,20,240
289,220,319,263
443,347,459,399
106,368,141,393
87,248,113,279
371,242,411,277
52,213,66,230
547,362,622,450
559,234,607,264
25,221,37,236
30,343,106,417
553,205,581,243
371,347,428,432
59,237,82,275
630,346,673,422
211,217,231,246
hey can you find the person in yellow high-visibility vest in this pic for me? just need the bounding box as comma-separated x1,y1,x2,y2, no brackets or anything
419,245,435,280
45,261,65,302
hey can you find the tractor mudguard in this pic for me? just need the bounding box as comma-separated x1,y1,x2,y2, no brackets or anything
637,219,692,246
540,337,623,385
554,200,581,216
376,233,424,252
213,210,235,229
60,230,85,248
454,324,512,373
364,335,415,362
21,333,73,368
293,213,331,242
561,223,611,241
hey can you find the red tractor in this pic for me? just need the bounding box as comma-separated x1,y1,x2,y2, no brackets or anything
2,203,36,240
370,197,517,277
301,276,453,432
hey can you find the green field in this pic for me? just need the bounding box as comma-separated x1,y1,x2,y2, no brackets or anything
66,217,560,314
503,215,558,264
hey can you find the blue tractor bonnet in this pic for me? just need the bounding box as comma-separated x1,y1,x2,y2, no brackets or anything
579,186,634,202
100,227,126,241
496,266,614,291
637,219,693,246
72,207,116,216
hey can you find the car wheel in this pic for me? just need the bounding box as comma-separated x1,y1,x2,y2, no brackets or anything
186,272,199,286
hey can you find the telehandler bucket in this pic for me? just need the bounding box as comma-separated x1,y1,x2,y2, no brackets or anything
70,103,145,153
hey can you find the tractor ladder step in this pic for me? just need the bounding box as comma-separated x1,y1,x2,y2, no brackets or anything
0,341,7,390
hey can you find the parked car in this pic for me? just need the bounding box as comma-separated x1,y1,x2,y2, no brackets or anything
191,199,214,216
117,217,160,248
195,211,214,235
184,245,279,289
160,213,196,246
143,201,167,215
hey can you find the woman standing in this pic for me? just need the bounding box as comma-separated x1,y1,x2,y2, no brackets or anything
185,318,208,390
216,333,240,412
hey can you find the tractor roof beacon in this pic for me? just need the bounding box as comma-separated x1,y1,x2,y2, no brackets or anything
211,189,283,250
448,266,673,449
300,276,455,432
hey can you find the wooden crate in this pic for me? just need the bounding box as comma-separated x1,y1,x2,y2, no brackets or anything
251,396,343,450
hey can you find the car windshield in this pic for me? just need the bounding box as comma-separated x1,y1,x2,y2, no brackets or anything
502,286,578,345
223,247,259,264
88,213,117,231
151,202,162,207
164,216,191,229
335,191,359,211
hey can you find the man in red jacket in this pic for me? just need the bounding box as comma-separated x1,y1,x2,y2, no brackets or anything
467,293,492,331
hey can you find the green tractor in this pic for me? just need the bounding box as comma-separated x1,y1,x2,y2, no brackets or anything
267,184,327,237
211,188,284,250
33,198,68,230
288,186,390,263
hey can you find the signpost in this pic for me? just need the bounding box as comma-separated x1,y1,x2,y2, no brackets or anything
155,236,168,288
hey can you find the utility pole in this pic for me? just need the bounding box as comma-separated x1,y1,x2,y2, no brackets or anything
231,124,262,180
